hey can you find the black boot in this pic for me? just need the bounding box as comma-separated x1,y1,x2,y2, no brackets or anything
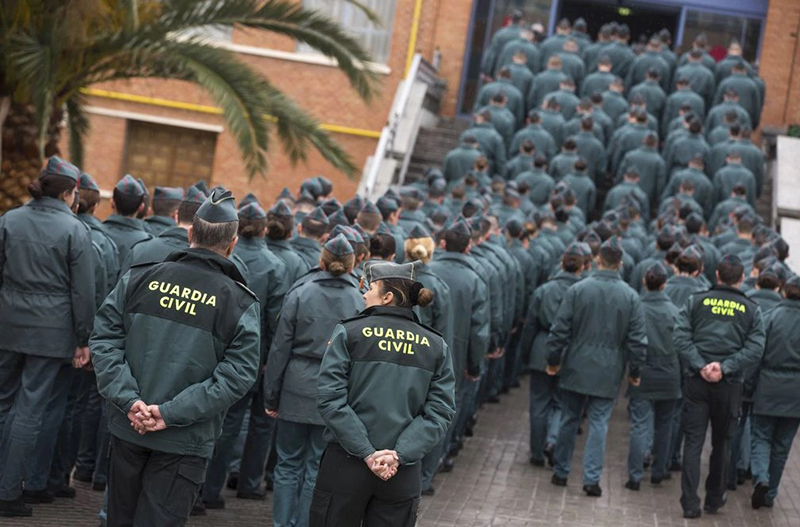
0,497,33,517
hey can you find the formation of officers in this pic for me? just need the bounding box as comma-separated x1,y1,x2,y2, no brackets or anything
0,13,797,527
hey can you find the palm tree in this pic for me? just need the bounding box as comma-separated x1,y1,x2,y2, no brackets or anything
0,0,380,211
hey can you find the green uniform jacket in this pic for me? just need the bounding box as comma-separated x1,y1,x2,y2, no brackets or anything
626,51,670,92
529,69,569,110
563,116,605,146
604,181,649,220
516,169,555,206
601,90,629,122
460,123,507,174
753,299,800,418
547,270,648,398
708,139,765,197
610,124,652,176
509,125,557,160
713,73,762,128
712,164,757,207
628,80,666,119
617,146,667,206
580,71,615,98
549,151,579,180
264,270,362,425
290,236,322,274
547,88,581,121
504,153,535,180
662,89,705,137
674,63,716,108
397,209,428,236
267,238,308,285
144,215,176,237
709,196,752,233
234,237,288,359
496,40,541,76
674,285,765,381
0,197,96,355
103,215,152,266
413,262,454,353
481,24,523,76
706,101,751,132
317,306,456,465
506,63,536,101
562,173,596,216
665,133,710,175
443,144,482,184
571,131,606,183
90,249,261,457
478,105,516,146
123,225,189,272
79,213,120,297
429,252,490,384
469,247,505,347
663,167,714,217
475,79,525,127
557,52,585,87
521,271,581,372
746,289,782,319
539,109,566,149
628,291,682,400
665,275,706,308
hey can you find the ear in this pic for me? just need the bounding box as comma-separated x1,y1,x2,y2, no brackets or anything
187,226,194,244
383,291,394,306
226,235,238,258
137,201,146,215
171,208,179,222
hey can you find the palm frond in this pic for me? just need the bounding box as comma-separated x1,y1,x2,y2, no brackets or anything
66,94,89,167
259,79,359,177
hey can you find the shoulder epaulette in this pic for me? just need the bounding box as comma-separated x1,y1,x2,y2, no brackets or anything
235,281,259,302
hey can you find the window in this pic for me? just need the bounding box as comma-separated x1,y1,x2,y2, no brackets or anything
298,0,397,64
682,10,763,63
123,121,218,190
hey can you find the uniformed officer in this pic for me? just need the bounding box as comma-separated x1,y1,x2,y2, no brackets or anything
674,254,765,518
144,187,183,236
750,276,800,509
103,175,152,265
626,262,682,491
264,234,363,527
310,261,456,526
521,242,587,467
201,201,288,508
0,157,95,518
90,189,261,527
291,206,330,273
547,237,647,497
123,185,206,271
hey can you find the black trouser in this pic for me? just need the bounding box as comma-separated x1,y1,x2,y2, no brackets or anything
107,435,207,527
680,375,742,512
309,444,421,527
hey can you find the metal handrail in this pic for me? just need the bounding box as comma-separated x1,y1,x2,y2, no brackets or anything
363,53,424,197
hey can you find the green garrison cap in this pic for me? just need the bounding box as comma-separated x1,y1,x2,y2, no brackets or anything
183,185,207,204
352,224,370,243
761,262,788,283
307,206,330,225
399,187,425,202
407,225,431,239
40,156,79,182
328,209,350,228
365,260,422,284
315,176,333,196
324,233,354,257
563,242,585,257
238,202,266,220
154,186,184,202
681,245,704,262
646,261,669,281
79,172,99,191
786,275,800,288
601,236,623,252
193,180,209,195
300,178,323,199
720,253,743,267
506,218,524,237
584,230,601,244
269,200,293,218
360,200,380,215
375,222,394,236
329,224,358,245
239,192,260,209
448,218,471,238
376,197,399,214
278,187,295,202
197,189,238,223
115,174,145,197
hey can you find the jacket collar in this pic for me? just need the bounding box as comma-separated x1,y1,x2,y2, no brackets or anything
105,214,147,232
594,269,621,280
164,248,246,284
292,236,321,250
642,291,670,302
78,213,104,230
157,226,189,242
361,305,419,323
145,215,175,227
712,284,747,297
29,196,73,214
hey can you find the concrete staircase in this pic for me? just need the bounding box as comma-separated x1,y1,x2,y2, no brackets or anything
405,117,471,184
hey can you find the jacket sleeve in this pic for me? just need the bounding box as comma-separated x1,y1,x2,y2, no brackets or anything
263,290,299,410
158,301,261,427
0,216,5,291
674,297,706,373
468,276,491,376
721,305,766,378
263,260,289,353
625,296,648,378
70,226,97,346
547,286,575,366
317,325,376,460
90,272,141,414
394,342,456,465
519,289,542,365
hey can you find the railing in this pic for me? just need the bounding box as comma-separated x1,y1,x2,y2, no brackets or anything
361,53,441,199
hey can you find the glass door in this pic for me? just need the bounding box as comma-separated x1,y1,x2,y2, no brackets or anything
681,9,764,63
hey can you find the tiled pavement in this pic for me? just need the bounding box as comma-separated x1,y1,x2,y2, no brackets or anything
11,380,800,527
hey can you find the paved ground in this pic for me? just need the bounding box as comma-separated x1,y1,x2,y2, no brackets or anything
12,380,800,527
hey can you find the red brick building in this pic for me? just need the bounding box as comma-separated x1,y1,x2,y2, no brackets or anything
71,0,799,214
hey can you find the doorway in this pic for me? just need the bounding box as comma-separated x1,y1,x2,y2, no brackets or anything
558,0,681,44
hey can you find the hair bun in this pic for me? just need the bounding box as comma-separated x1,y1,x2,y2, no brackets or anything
410,282,434,307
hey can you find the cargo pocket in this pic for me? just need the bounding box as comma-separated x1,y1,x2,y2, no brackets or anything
308,489,332,527
164,461,206,519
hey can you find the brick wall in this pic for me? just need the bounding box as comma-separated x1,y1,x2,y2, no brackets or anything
760,0,800,129
72,0,476,214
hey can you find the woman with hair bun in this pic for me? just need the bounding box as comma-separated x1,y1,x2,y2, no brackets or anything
265,199,307,285
310,260,456,526
403,225,455,495
0,157,95,517
263,234,363,527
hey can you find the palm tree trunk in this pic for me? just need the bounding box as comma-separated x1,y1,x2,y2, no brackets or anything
0,102,63,213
